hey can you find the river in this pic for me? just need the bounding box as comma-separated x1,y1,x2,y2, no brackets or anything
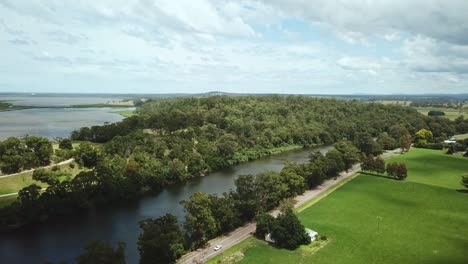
0,145,331,264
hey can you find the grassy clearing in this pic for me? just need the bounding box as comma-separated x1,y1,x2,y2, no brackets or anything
0,196,16,208
0,161,82,196
114,110,137,118
414,107,467,120
453,133,468,140
52,141,103,150
386,148,468,189
70,100,135,108
215,149,468,264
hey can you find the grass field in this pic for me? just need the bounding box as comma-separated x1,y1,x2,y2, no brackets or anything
0,161,83,208
453,133,468,140
114,110,137,117
209,149,468,264
414,107,467,120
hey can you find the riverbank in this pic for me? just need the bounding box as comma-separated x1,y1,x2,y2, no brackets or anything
182,148,402,264
0,146,328,264
213,148,468,264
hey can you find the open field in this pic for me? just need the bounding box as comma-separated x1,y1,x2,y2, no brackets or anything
114,110,137,117
0,161,83,207
386,148,468,189
52,141,102,150
453,133,468,140
414,107,467,120
70,100,135,108
209,149,468,264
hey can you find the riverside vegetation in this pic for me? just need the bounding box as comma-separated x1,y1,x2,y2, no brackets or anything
1,96,468,263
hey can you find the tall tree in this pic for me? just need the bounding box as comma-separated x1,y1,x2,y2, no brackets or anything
182,192,218,247
271,207,310,250
138,214,185,264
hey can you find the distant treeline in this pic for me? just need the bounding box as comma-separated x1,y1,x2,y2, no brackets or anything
2,96,468,232
410,100,466,109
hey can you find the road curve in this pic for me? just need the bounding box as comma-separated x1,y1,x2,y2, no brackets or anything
178,149,402,264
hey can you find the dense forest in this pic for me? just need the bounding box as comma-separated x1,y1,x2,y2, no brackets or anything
1,96,468,233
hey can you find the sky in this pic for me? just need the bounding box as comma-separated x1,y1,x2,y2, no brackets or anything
1,0,468,94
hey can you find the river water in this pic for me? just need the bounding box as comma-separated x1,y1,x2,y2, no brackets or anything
0,145,331,264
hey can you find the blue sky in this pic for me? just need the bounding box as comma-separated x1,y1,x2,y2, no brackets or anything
1,0,467,94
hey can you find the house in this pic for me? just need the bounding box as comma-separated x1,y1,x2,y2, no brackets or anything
444,140,457,144
305,228,318,241
265,233,276,243
265,228,318,243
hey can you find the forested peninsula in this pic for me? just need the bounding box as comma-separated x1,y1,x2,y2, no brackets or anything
1,96,467,232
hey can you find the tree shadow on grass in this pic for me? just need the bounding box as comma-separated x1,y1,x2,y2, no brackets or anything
359,171,398,181
455,189,468,194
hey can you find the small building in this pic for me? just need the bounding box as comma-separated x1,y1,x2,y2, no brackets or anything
305,228,318,241
444,140,457,144
265,233,276,243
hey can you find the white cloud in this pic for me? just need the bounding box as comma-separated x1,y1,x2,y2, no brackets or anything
0,0,467,94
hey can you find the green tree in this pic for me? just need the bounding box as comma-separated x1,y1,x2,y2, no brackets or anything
32,168,59,185
280,170,306,197
377,133,398,150
324,149,345,177
209,194,239,234
353,132,383,156
255,212,276,239
182,192,218,247
334,140,361,170
75,142,99,168
25,136,53,167
76,241,126,264
234,174,259,221
415,129,433,147
138,214,185,264
271,207,310,250
387,162,408,180
461,175,468,189
255,171,288,210
58,138,73,150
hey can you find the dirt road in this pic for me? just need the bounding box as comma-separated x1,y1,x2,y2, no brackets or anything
0,158,74,179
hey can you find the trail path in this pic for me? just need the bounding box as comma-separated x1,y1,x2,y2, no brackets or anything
0,158,74,179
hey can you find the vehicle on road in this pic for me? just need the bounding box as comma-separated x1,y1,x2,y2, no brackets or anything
214,245,223,251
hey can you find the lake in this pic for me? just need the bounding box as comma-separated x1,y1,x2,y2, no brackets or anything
0,107,131,140
0,95,123,107
0,94,133,140
0,145,332,264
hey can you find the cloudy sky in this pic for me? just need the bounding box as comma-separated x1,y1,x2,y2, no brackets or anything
1,0,468,94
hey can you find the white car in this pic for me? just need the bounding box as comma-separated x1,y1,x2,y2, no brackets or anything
213,244,223,251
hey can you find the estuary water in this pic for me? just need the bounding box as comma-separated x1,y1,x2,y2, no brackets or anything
0,107,130,140
0,94,134,140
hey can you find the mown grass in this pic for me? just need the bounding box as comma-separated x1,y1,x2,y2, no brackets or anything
113,110,137,118
213,149,468,264
0,161,82,199
453,133,468,140
386,148,468,189
415,106,467,120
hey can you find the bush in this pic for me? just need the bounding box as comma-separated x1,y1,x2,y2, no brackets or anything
386,162,408,180
428,110,445,116
461,175,468,189
425,143,444,150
